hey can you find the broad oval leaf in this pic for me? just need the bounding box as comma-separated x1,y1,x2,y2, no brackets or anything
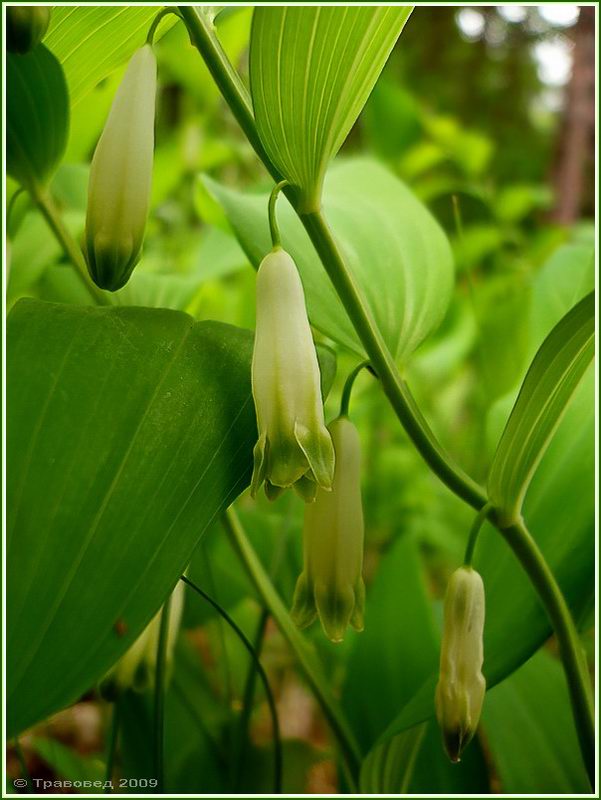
488,292,594,526
6,298,334,736
206,158,454,364
249,6,413,211
7,45,69,190
45,6,176,106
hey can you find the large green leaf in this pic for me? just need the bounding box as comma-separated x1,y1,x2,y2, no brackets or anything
488,292,594,525
7,45,69,190
482,650,589,792
342,535,439,749
360,726,426,794
249,6,413,211
7,298,334,736
45,6,176,106
206,158,454,363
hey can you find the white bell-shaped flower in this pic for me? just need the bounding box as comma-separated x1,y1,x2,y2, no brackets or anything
251,247,335,501
84,45,156,291
435,566,486,762
291,416,365,642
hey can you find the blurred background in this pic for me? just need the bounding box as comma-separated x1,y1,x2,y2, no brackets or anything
6,4,595,795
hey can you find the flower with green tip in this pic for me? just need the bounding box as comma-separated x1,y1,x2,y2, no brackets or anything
435,566,486,763
100,581,184,698
251,247,335,501
84,45,156,292
291,415,365,642
7,6,51,54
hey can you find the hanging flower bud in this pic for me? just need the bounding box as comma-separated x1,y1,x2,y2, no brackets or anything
435,566,486,762
7,6,51,54
291,416,365,642
100,582,184,698
84,45,156,291
251,248,335,500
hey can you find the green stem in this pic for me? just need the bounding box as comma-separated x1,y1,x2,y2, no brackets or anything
104,699,121,794
146,7,180,45
268,180,289,249
233,609,270,792
222,507,361,787
7,187,26,235
498,518,594,784
177,6,278,176
302,210,485,508
340,360,371,417
179,9,594,782
30,187,110,306
464,502,492,567
153,596,172,793
180,575,282,794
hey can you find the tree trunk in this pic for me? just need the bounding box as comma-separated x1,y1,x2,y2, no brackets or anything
551,7,595,224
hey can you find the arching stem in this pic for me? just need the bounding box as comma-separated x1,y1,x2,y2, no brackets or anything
340,360,372,417
464,502,493,567
268,180,289,249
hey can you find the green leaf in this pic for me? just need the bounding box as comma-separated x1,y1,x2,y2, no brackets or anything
119,639,228,793
7,299,335,736
31,738,105,789
408,720,490,793
342,535,439,749
482,650,589,792
206,158,454,363
249,6,413,211
481,364,595,675
488,292,594,525
45,6,176,106
7,45,69,190
529,241,594,353
360,726,426,794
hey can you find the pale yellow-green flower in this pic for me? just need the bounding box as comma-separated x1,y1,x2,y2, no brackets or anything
251,247,335,501
84,45,156,291
291,416,365,642
101,581,184,696
435,566,486,762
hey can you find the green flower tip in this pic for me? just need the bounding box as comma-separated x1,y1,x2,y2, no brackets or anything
7,6,51,54
250,248,335,500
